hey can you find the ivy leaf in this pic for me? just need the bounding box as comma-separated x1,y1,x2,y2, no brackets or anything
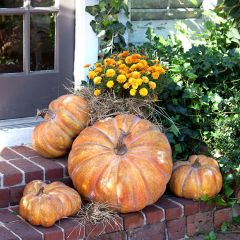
169,124,180,136
223,183,234,198
220,221,230,233
85,5,100,16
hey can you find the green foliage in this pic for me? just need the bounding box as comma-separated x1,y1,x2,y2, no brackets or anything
204,231,217,240
138,8,240,204
85,0,132,54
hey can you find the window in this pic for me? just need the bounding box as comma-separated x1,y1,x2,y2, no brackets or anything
0,0,75,120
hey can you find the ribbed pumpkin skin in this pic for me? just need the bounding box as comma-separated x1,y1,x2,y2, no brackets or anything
68,114,172,213
32,94,89,158
19,180,81,227
169,155,223,199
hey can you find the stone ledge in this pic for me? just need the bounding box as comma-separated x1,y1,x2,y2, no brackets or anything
131,8,202,21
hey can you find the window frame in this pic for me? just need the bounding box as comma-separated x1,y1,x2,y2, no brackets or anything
0,0,75,120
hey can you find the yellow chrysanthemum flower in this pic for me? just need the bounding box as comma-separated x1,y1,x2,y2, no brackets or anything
132,84,139,90
104,58,116,67
142,76,149,83
139,88,148,97
136,78,143,86
94,89,101,96
148,81,156,89
131,71,141,79
125,56,132,64
130,88,137,96
94,67,103,73
93,76,102,85
117,74,127,83
152,72,160,80
106,80,114,88
84,63,91,68
106,69,116,77
118,51,129,58
88,71,97,79
123,82,130,89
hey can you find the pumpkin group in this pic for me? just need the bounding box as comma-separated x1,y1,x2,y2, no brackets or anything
32,94,89,158
169,155,223,199
68,114,173,213
19,180,81,227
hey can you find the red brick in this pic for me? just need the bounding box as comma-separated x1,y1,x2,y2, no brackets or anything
200,201,215,212
127,222,165,240
0,161,23,186
55,157,69,176
33,224,64,240
155,197,182,220
143,205,164,224
0,208,20,223
104,217,123,233
167,217,186,240
0,188,10,207
9,158,43,183
29,156,64,180
0,147,21,160
170,197,200,216
187,211,213,236
0,226,20,240
121,212,145,230
60,177,74,188
6,220,43,240
10,185,25,205
11,146,39,158
57,218,84,240
88,231,126,240
214,208,232,229
86,222,106,238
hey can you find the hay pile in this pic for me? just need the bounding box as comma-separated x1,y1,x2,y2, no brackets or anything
73,87,173,130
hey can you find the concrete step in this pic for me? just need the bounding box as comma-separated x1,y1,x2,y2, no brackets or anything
0,117,42,150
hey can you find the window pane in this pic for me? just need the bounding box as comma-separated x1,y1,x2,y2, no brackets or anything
31,0,55,7
0,15,23,73
30,13,55,71
0,0,23,8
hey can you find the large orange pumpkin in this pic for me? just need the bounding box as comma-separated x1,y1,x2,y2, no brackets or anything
32,94,89,158
169,155,223,199
68,114,172,213
19,180,81,227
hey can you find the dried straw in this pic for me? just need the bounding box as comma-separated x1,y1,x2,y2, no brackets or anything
70,86,175,130
67,201,122,240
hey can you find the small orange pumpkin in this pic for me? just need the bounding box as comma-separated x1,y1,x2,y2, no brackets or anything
68,114,173,213
32,94,89,158
19,180,81,227
169,155,223,199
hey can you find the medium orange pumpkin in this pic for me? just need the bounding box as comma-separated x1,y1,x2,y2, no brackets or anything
32,94,89,158
19,180,81,227
169,155,223,199
68,114,172,213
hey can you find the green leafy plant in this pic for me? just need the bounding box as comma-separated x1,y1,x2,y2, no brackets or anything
85,0,132,54
203,231,217,240
137,8,240,206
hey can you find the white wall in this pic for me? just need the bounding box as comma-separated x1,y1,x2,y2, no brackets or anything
73,0,99,90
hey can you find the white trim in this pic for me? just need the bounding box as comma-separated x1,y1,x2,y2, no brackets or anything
73,0,98,90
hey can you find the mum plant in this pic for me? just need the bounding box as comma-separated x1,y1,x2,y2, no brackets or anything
85,51,167,99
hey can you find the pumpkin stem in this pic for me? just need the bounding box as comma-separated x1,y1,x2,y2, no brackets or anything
114,129,129,156
36,108,56,120
36,187,45,196
192,158,201,168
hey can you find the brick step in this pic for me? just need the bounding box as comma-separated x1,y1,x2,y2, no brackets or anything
0,146,70,207
0,146,236,239
0,197,234,240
